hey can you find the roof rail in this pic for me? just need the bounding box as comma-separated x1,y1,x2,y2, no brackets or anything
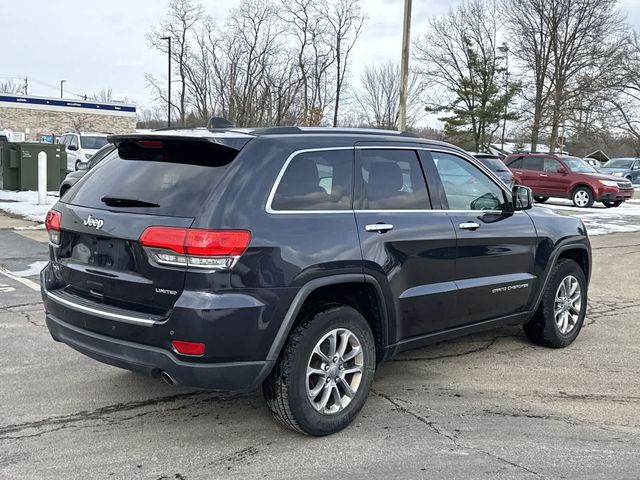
246,126,417,137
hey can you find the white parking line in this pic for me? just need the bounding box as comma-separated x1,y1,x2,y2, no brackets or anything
0,266,40,291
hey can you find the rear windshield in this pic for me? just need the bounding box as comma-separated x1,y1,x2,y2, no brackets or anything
478,157,509,172
80,136,109,149
64,140,238,217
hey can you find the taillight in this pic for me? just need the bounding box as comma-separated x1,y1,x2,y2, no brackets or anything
139,227,251,270
45,209,62,245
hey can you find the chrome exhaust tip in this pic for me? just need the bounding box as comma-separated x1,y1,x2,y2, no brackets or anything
160,371,175,386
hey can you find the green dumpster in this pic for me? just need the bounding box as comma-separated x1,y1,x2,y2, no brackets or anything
0,143,67,191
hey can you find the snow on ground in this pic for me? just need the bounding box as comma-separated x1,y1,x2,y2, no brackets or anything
535,199,640,236
0,190,58,223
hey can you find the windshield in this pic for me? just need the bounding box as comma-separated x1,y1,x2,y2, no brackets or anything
80,136,109,150
604,159,634,169
561,157,597,173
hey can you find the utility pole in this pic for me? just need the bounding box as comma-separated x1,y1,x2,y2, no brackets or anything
499,43,509,157
60,80,66,99
398,0,412,131
161,36,172,127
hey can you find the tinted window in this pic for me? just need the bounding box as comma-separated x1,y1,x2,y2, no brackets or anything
80,136,108,150
271,149,353,211
478,157,510,173
358,149,429,210
65,140,238,217
431,152,508,211
523,156,543,171
506,157,524,168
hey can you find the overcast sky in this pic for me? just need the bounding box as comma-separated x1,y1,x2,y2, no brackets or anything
2,0,639,110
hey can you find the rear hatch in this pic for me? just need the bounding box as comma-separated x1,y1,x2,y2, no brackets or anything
51,135,249,316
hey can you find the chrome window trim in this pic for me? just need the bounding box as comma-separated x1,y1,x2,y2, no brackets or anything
46,290,159,327
265,145,515,214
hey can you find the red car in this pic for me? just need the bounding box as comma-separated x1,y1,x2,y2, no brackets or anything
505,153,634,208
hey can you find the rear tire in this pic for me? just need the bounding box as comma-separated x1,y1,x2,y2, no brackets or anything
263,305,376,436
523,259,587,348
602,200,623,208
534,196,549,203
572,187,594,208
75,160,81,171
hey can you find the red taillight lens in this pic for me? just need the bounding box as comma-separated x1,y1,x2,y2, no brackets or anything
171,340,205,356
139,227,188,254
45,209,62,245
139,227,251,270
185,230,251,256
45,209,61,231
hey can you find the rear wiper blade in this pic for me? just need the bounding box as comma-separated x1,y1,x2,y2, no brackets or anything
101,196,160,208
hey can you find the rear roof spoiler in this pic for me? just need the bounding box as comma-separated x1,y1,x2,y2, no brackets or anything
107,131,253,152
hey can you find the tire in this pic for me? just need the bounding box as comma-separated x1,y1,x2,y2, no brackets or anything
263,305,376,436
523,259,587,348
572,187,594,208
534,196,549,203
75,160,81,171
602,200,623,208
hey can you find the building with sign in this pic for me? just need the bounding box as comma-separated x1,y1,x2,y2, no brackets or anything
0,94,136,142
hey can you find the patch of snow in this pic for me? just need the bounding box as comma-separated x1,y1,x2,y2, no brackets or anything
10,260,49,277
0,190,59,223
535,199,640,236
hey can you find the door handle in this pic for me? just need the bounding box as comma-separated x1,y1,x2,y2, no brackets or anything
459,222,480,230
365,223,394,233
540,174,548,177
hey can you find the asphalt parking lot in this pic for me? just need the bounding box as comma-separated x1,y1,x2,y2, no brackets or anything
1,212,639,479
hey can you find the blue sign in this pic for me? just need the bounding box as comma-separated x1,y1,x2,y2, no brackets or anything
0,95,136,113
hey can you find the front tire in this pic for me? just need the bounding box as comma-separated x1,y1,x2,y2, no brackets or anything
523,259,587,348
75,160,82,171
263,305,376,436
572,187,594,208
602,200,623,208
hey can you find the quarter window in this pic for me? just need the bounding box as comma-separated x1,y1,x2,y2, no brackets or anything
271,149,353,211
357,149,429,210
431,152,508,211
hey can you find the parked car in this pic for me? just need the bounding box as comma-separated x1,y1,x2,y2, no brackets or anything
505,153,634,208
469,152,515,188
42,126,591,436
582,158,600,169
598,157,640,184
59,143,115,198
58,132,109,171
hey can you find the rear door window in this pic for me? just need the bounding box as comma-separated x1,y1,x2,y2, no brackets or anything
270,149,353,211
522,156,543,171
64,139,239,217
356,149,430,210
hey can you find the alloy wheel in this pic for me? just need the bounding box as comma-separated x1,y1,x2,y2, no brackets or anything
306,328,364,415
573,190,590,207
554,275,582,334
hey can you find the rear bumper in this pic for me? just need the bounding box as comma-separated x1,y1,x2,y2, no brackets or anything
46,313,273,390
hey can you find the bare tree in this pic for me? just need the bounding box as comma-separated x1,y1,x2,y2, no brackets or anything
414,0,518,151
147,0,204,125
0,80,24,94
354,62,420,129
91,88,113,103
326,0,364,126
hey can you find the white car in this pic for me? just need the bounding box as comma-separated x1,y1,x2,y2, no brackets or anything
58,132,109,171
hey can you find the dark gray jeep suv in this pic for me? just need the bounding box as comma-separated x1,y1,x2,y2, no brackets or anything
42,126,591,436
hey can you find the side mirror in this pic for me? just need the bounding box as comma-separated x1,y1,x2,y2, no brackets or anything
557,166,568,174
512,185,533,210
77,162,89,171
67,144,78,151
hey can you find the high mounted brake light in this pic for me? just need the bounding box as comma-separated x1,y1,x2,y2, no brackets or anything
45,209,62,245
139,227,251,270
